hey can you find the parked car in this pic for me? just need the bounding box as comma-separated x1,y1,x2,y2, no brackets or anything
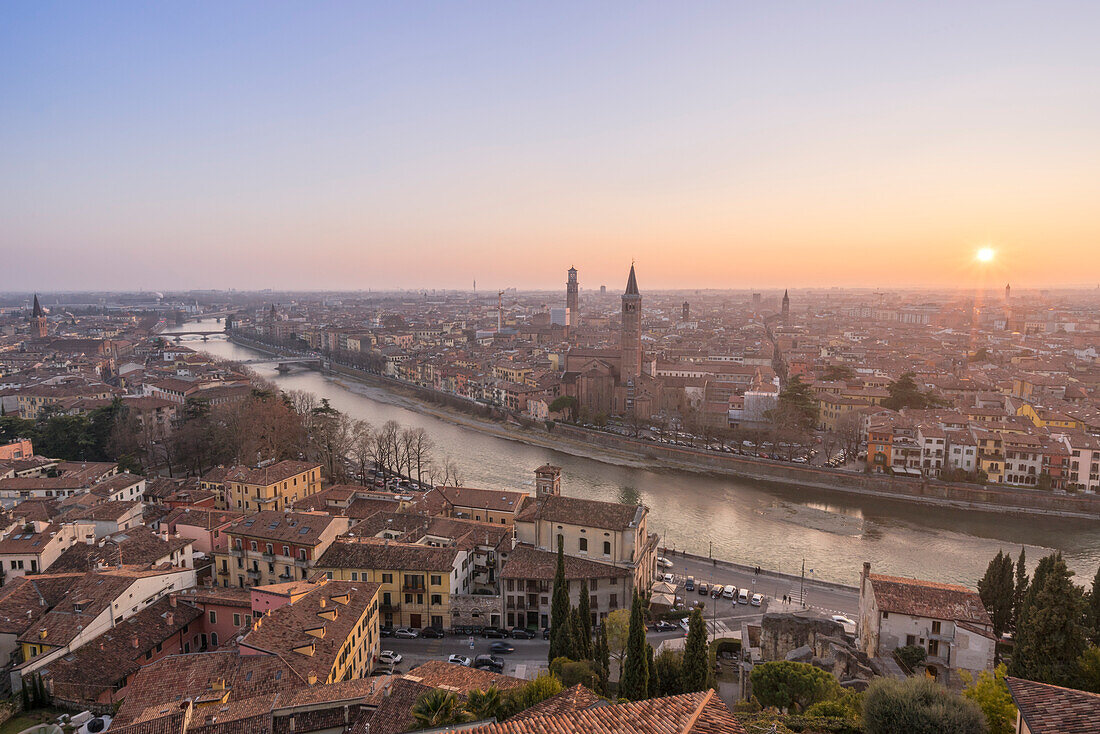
380,626,395,637
737,589,749,604
662,573,674,583
651,620,679,632
489,641,515,654
680,617,691,632
510,627,537,639
751,593,763,607
685,576,695,591
722,584,736,599
698,582,709,596
657,556,674,569
711,586,723,599
420,627,445,639
393,627,418,639
542,627,551,640
473,654,504,672
377,650,402,665
447,654,472,666
482,627,508,638
369,664,394,676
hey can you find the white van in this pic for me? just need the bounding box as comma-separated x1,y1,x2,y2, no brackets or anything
737,588,749,604
722,584,736,599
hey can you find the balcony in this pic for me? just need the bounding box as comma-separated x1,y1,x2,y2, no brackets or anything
402,585,426,594
246,568,261,578
379,603,401,613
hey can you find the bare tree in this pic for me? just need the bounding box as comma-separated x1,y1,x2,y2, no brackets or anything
350,420,375,485
405,427,434,488
440,454,462,487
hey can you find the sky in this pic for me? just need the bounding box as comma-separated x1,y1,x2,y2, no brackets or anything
2,2,1099,293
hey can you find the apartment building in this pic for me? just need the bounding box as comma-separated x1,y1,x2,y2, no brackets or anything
316,539,464,631
209,461,323,512
214,511,351,588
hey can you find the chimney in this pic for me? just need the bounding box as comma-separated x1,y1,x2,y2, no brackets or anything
169,595,178,608
319,598,326,608
167,612,174,627
307,672,317,685
861,562,871,597
132,635,140,648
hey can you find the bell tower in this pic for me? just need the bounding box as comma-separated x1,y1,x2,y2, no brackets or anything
535,465,561,498
621,264,642,380
30,294,47,338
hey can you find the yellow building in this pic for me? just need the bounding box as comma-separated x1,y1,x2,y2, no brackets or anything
239,578,380,683
974,431,1004,483
316,540,463,632
816,393,872,431
1016,403,1082,431
218,460,323,511
215,511,351,588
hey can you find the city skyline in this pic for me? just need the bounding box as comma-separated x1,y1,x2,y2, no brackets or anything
4,2,1100,291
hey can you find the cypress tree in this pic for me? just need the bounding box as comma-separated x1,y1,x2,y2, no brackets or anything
596,623,610,690
566,606,582,661
1013,546,1028,630
646,643,659,698
682,606,710,692
619,593,649,700
548,539,570,663
1010,552,1086,685
577,579,593,660
978,550,1014,639
21,678,30,710
1089,565,1100,645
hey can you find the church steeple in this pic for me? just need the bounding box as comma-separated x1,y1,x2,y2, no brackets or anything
625,263,640,296
30,294,47,338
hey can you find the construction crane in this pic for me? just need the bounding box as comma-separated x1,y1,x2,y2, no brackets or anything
497,290,505,332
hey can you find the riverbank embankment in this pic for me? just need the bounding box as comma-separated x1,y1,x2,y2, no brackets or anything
227,336,1100,521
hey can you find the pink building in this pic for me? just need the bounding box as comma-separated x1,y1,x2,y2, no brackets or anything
0,439,33,462
162,506,244,554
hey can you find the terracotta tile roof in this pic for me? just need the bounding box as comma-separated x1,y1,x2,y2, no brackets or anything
49,526,192,573
225,461,321,487
0,573,79,634
404,660,527,696
348,677,431,734
514,494,644,531
238,580,380,683
16,572,137,647
68,499,141,521
114,651,304,725
10,499,62,523
316,539,460,572
163,506,246,531
500,544,630,582
510,683,601,720
176,586,253,608
227,511,340,546
109,709,189,734
439,486,528,513
45,596,204,702
1007,677,1100,733
463,690,744,733
868,573,992,626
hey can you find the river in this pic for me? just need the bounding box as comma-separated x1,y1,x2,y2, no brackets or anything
163,320,1100,588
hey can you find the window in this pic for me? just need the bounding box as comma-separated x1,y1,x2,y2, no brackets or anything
430,575,441,586
299,549,307,561
431,594,442,605
283,545,290,556
266,543,273,554
234,613,241,626
210,632,219,646
603,541,611,555
579,538,587,552
209,611,217,623
250,541,257,551
351,572,359,581
382,573,393,584
931,620,941,634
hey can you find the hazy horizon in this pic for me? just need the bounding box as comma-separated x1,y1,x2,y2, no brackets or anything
4,2,1099,292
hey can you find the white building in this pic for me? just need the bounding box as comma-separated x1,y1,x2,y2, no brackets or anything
858,562,995,688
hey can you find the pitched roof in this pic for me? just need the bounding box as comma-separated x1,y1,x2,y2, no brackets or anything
114,651,304,725
225,461,321,486
510,683,602,720
238,580,380,682
439,486,527,513
404,660,527,696
463,690,743,734
515,494,643,531
226,511,340,545
625,264,640,296
45,596,204,702
868,573,991,626
1007,677,1100,733
49,526,192,573
316,539,460,572
500,545,630,581
348,677,430,734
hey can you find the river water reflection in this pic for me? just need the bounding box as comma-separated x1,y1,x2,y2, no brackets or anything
164,321,1100,587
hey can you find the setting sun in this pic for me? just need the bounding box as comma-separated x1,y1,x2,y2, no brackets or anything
976,247,996,263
